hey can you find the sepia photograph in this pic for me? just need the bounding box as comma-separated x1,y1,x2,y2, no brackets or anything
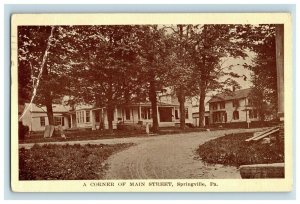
11,13,292,192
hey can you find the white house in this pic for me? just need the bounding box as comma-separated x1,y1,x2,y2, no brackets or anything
207,88,260,125
21,103,70,131
69,101,193,130
21,95,193,131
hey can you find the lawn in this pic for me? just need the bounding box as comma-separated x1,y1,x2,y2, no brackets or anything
19,127,210,144
196,132,284,167
20,129,146,144
19,143,133,180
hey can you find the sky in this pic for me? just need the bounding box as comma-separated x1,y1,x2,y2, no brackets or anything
191,50,255,112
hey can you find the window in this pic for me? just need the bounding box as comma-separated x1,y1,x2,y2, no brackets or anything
213,112,227,123
76,111,85,124
233,99,240,108
210,103,218,110
86,110,90,122
220,102,225,109
185,108,189,119
175,109,179,119
125,108,130,120
40,117,45,127
80,111,84,123
141,107,151,119
54,117,64,126
233,111,239,120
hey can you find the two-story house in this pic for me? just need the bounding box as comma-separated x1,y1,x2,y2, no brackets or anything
207,88,260,126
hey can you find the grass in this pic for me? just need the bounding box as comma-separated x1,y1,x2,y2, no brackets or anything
19,127,227,144
19,143,133,180
196,132,284,167
20,129,145,144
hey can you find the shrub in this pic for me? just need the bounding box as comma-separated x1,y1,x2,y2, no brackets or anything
19,122,29,140
197,132,284,166
19,143,133,180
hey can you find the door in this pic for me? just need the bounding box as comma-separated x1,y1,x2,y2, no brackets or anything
159,107,172,122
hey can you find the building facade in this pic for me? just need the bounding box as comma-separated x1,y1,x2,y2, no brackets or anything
207,88,260,126
21,103,70,132
21,97,193,131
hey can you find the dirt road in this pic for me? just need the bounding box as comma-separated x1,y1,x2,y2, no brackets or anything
102,128,265,179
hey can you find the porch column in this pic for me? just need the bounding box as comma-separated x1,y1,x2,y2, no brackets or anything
91,111,96,130
172,107,175,122
157,106,160,123
101,108,106,129
138,106,142,121
114,107,118,122
132,108,134,123
70,114,73,128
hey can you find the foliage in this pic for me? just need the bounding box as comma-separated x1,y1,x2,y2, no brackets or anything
18,24,278,129
19,143,133,180
246,25,278,120
19,122,29,140
197,132,284,166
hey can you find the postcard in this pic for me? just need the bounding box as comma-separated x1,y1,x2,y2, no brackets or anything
11,13,292,192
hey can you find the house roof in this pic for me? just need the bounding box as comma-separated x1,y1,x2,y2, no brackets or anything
207,88,253,103
25,103,70,113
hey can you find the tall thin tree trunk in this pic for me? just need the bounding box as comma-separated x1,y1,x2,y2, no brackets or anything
43,63,54,125
149,75,159,133
198,84,206,127
178,88,186,129
107,82,114,132
45,95,54,125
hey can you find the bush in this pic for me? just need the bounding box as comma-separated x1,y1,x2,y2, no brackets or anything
19,122,29,140
19,143,133,180
197,132,284,166
117,122,144,131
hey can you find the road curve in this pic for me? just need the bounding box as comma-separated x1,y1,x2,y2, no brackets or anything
103,128,265,179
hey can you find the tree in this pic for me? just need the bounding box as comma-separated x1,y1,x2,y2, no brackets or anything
18,26,81,124
162,25,197,129
189,25,248,127
18,26,56,124
136,25,170,132
68,25,143,131
246,25,278,120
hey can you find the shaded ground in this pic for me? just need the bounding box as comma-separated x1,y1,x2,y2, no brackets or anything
19,143,133,180
197,131,284,167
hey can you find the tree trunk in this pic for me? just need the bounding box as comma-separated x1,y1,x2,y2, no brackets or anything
107,104,114,132
149,76,159,133
45,97,54,125
178,88,186,129
107,82,114,132
43,64,54,125
198,85,206,128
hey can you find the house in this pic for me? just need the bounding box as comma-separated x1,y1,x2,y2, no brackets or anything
21,96,193,131
21,103,70,131
207,88,260,126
